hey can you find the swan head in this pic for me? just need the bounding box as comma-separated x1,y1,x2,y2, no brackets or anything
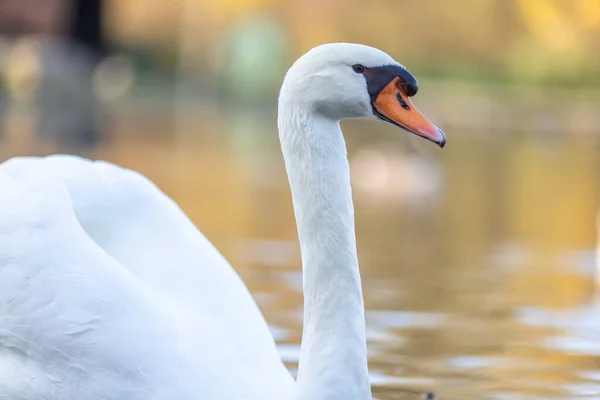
279,43,446,147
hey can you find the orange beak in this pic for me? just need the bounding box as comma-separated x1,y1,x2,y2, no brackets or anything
372,77,446,148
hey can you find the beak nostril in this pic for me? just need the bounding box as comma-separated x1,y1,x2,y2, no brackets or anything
396,93,410,111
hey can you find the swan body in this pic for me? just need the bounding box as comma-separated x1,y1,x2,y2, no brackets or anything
0,43,445,400
0,157,293,399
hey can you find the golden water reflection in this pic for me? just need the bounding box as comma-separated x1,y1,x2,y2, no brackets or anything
1,113,600,400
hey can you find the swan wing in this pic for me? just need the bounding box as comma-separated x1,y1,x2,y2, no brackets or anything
0,171,187,398
0,156,294,399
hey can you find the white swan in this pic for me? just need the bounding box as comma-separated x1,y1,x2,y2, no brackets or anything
0,43,445,400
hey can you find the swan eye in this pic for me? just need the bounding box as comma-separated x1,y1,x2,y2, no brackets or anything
352,64,366,74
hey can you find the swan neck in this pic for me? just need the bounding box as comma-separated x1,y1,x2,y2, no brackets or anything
278,105,371,400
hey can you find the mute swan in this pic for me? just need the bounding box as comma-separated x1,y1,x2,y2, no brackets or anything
0,43,445,400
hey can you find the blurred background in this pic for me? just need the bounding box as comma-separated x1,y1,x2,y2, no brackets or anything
1,0,600,398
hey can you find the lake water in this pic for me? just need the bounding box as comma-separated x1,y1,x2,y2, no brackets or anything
1,105,600,399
